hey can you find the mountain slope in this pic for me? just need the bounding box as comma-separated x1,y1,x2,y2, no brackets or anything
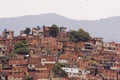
80,16,120,42
0,13,120,42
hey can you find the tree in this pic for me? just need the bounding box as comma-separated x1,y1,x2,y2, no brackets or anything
70,28,91,42
23,76,33,80
50,24,59,37
77,28,91,41
69,30,78,42
14,41,30,55
14,41,28,49
52,63,68,78
24,27,31,35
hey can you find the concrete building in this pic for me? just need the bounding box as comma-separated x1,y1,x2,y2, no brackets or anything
32,26,43,37
2,29,14,39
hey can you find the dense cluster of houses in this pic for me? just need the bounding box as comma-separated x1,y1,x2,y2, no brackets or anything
0,26,120,80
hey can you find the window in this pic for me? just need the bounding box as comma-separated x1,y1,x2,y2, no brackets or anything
41,58,46,62
66,69,68,71
29,64,32,67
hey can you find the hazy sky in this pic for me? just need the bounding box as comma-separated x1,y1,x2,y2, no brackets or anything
0,0,120,20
